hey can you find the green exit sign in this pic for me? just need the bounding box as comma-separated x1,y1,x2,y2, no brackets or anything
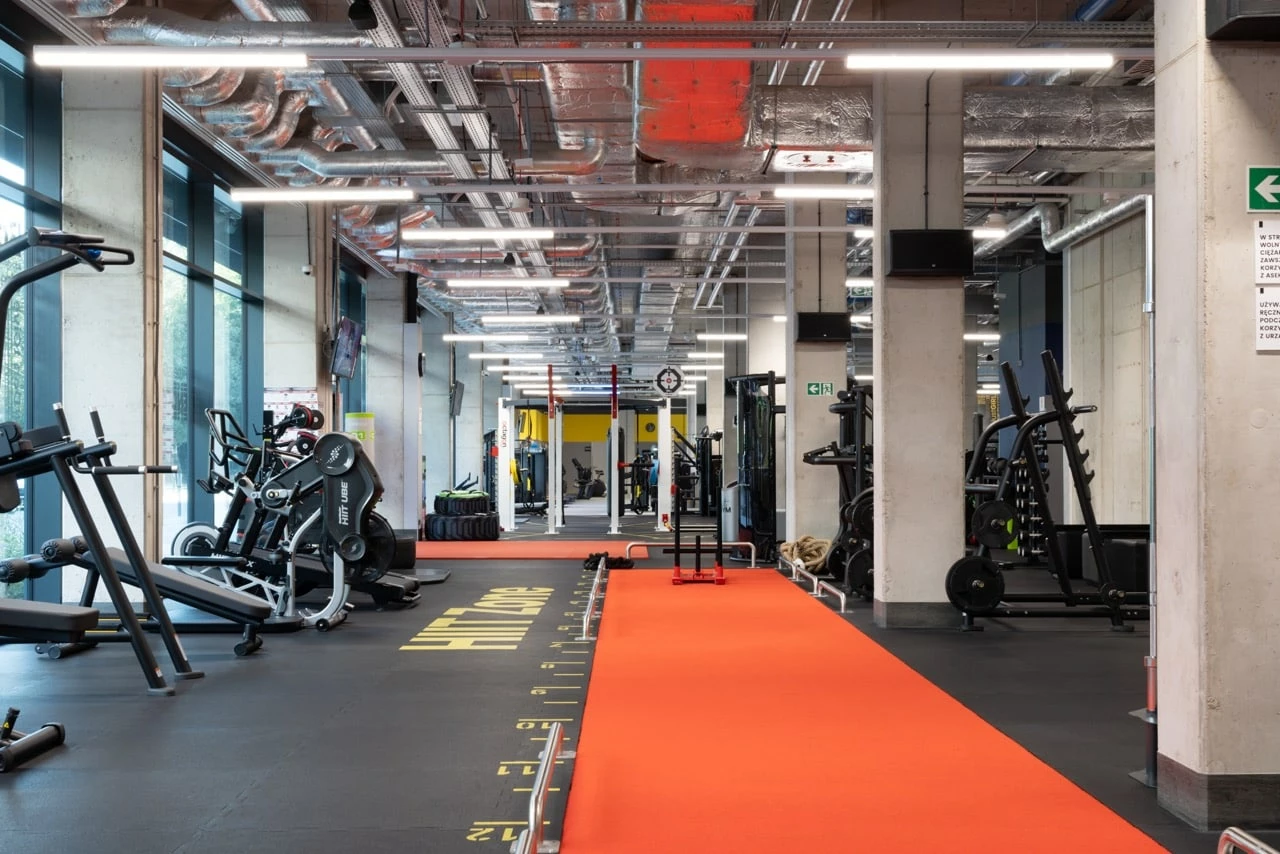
1249,166,1280,212
806,382,835,396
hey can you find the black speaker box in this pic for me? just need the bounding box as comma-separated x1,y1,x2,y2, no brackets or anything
887,229,974,278
796,312,851,343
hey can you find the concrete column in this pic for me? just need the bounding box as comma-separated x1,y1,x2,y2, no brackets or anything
1153,3,1280,827
782,182,848,544
420,312,451,501
453,340,486,489
60,69,161,600
1065,177,1151,524
263,206,321,391
746,282,789,531
871,72,966,628
363,274,417,530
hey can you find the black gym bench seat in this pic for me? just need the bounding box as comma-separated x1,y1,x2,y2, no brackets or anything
0,599,99,643
81,548,274,626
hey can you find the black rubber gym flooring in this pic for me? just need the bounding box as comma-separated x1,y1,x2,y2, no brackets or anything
817,572,1280,854
0,559,595,854
5,547,1272,853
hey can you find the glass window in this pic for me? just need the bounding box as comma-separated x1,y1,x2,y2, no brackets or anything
162,167,191,261
0,197,25,597
0,58,25,184
213,193,244,286
161,268,192,550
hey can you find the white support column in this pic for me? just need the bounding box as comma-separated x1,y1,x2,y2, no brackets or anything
363,274,411,529
656,399,673,530
547,393,559,536
608,365,621,535
1152,2,1280,827
61,68,160,599
402,324,422,533
871,72,966,628
783,176,849,545
497,398,515,532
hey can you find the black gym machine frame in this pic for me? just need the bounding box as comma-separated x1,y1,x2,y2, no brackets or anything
946,351,1149,630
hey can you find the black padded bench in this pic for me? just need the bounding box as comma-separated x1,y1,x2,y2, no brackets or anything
0,599,99,643
89,548,274,626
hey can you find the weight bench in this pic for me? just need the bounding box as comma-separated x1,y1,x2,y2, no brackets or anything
0,598,99,644
73,548,273,657
0,599,99,772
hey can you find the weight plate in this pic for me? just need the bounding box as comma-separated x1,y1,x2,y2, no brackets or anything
849,489,874,542
944,556,1005,614
971,500,1017,550
843,547,874,601
824,543,848,579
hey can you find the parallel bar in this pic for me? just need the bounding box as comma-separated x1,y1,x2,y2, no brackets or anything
577,554,606,641
511,722,574,854
816,580,848,613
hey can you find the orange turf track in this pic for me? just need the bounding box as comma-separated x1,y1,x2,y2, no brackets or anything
561,569,1167,854
415,540,647,560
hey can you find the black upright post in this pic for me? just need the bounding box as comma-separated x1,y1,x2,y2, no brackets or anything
672,481,681,570
714,461,724,568
50,455,173,696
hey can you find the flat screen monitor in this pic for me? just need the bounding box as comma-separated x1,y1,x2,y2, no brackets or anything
330,316,364,379
887,229,975,278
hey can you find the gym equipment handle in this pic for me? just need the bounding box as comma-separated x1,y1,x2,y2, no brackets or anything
1220,828,1279,854
90,465,177,475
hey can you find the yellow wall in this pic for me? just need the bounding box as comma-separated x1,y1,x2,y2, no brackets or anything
516,408,548,443
563,413,612,443
561,412,690,444
636,413,688,443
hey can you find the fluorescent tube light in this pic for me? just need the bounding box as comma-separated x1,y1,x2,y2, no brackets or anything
684,364,724,372
231,187,416,203
448,279,569,289
685,352,724,359
772,315,787,323
979,384,1002,392
846,277,873,288
442,333,531,343
33,46,309,68
970,228,1009,240
401,228,554,242
845,50,1116,71
697,333,747,341
853,374,873,381
480,314,581,325
774,186,875,201
467,352,544,360
850,313,873,325
964,332,1001,343
853,228,874,239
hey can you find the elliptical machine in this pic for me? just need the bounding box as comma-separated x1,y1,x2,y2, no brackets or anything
801,384,874,600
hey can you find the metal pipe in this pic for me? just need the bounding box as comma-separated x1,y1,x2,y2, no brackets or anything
1141,191,1158,789
260,145,459,178
578,552,606,640
1219,829,1280,854
766,0,814,85
511,722,571,854
798,0,854,86
90,9,374,46
512,137,606,178
705,205,763,308
407,181,1156,197
693,201,740,309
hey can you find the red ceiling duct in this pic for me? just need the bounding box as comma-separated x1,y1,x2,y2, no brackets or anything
635,0,754,169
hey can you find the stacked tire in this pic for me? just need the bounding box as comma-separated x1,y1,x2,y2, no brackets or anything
425,490,499,541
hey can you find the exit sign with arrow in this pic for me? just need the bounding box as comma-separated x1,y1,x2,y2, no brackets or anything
1249,166,1280,212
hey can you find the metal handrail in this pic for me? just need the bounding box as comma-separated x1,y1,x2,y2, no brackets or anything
510,721,574,854
790,558,821,594
816,580,848,613
577,554,606,641
1220,828,1280,854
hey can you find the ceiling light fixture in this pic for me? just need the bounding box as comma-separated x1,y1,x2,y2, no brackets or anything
33,46,310,68
844,49,1117,71
685,352,724,359
401,227,555,242
774,186,875,201
442,333,531,343
772,315,787,323
684,364,724,372
480,314,582,325
845,277,873,288
964,332,1001,342
853,228,874,239
850,313,873,324
231,187,415,203
448,279,568,289
970,227,1009,240
853,374,873,381
467,352,544,360
697,333,747,342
